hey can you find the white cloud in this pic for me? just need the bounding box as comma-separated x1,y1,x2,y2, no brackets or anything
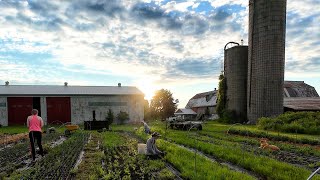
0,0,319,106
162,1,195,12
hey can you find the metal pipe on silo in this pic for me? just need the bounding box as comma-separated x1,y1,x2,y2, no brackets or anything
247,0,287,124
224,43,248,121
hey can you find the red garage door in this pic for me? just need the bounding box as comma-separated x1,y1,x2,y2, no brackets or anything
8,97,33,125
47,97,71,124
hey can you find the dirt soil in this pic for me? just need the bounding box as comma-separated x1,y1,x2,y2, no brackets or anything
0,133,28,145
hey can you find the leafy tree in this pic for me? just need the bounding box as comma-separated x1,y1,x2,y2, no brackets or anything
144,100,151,121
117,111,129,124
105,109,114,126
150,89,177,120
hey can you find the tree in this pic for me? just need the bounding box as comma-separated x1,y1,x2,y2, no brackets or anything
144,100,151,121
150,89,177,120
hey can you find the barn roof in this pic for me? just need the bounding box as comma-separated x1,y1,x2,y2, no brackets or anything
283,81,319,97
284,98,320,111
186,90,217,108
0,85,144,96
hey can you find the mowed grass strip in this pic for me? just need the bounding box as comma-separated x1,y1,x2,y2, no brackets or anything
74,133,105,180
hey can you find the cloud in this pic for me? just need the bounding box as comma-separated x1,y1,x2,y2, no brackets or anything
0,0,319,103
164,58,221,80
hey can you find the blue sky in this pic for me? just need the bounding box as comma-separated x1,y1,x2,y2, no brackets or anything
0,0,319,108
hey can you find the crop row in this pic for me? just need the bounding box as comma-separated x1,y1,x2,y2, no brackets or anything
134,128,256,180
227,128,320,145
148,125,320,180
101,131,175,180
197,128,320,163
191,133,320,171
0,133,62,177
11,132,89,179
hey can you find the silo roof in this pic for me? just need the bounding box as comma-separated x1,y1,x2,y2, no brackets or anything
0,85,144,96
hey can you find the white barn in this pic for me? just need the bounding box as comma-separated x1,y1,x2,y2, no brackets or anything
0,82,144,126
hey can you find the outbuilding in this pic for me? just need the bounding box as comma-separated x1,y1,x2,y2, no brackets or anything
185,89,218,120
0,82,144,126
174,108,197,120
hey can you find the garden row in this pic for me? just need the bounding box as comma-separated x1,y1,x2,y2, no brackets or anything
10,132,89,179
0,133,62,178
133,127,256,180
74,131,177,179
227,128,320,145
140,123,320,180
195,131,320,170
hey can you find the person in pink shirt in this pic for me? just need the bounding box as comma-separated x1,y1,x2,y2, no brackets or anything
27,109,44,161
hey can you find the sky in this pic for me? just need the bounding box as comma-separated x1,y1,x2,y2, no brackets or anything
0,0,319,108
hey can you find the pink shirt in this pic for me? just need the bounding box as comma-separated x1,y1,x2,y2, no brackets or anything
27,115,43,132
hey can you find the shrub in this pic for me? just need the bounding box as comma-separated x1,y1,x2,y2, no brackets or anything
218,110,246,124
257,112,320,135
117,111,129,125
105,109,114,126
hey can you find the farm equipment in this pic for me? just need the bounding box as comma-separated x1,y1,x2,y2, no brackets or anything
64,124,79,136
167,118,203,131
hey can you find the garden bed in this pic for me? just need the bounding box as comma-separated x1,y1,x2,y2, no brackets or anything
0,133,63,177
101,131,177,179
9,132,89,179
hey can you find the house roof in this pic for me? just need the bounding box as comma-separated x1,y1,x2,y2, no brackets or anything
0,85,144,96
284,97,320,111
174,108,197,115
283,81,319,97
190,90,217,99
186,90,217,108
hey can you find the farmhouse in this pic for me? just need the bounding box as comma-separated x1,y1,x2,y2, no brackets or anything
185,89,218,119
0,82,144,126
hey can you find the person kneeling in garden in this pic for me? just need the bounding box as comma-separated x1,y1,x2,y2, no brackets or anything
141,120,151,134
146,132,165,159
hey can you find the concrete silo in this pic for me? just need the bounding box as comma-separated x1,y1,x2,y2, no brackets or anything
247,0,287,123
224,43,248,121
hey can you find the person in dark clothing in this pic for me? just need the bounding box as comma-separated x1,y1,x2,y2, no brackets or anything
146,132,165,159
27,109,44,161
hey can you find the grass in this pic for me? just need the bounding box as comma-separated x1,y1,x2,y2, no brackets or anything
0,125,68,135
101,131,127,148
75,133,105,180
0,126,28,134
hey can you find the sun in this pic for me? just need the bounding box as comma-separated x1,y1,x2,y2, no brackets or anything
136,80,157,101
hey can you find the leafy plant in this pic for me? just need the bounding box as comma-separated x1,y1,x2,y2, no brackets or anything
258,112,320,135
116,111,129,125
105,109,114,126
216,74,226,118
